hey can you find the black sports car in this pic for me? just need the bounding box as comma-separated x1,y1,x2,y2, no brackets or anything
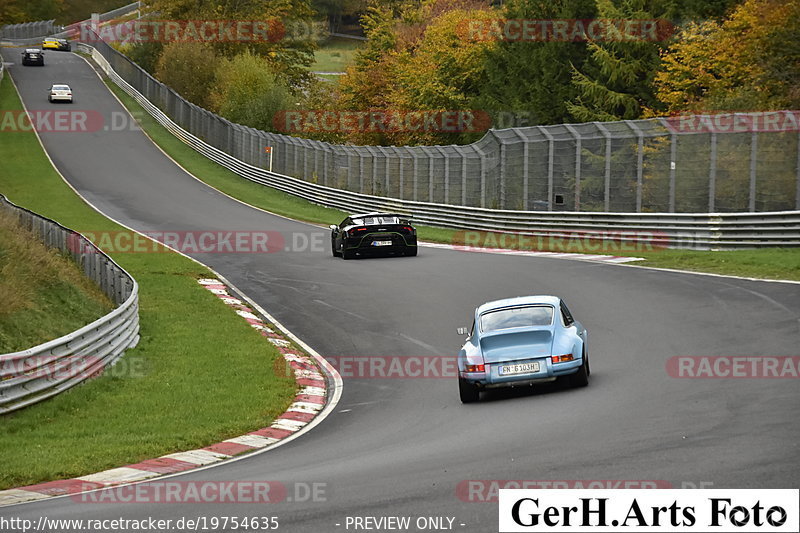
21,49,44,66
330,213,417,259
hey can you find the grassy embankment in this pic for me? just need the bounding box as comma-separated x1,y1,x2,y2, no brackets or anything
0,73,297,490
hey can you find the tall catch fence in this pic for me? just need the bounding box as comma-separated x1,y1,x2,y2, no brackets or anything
81,28,800,215
0,20,56,40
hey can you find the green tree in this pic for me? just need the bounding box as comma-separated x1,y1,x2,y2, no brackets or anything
567,0,671,122
0,0,26,24
475,0,597,126
118,41,163,75
154,42,218,109
210,51,296,133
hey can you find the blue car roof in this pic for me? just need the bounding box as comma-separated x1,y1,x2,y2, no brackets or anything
476,295,560,316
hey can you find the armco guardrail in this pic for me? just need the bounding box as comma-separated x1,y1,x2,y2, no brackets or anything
0,195,139,414
80,41,800,249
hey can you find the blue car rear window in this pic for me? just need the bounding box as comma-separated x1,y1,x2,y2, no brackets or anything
480,305,553,332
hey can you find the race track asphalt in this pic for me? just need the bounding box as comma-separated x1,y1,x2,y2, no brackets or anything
1,48,798,532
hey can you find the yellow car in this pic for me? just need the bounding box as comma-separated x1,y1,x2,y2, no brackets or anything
42,38,71,51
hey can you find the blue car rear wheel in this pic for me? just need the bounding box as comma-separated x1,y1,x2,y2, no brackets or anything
459,378,480,403
568,350,589,388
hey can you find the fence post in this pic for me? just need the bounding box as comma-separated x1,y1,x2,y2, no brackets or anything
709,132,717,212
385,147,392,197
475,145,487,208
669,133,677,213
461,150,468,206
796,128,800,210
412,151,420,202
422,147,435,203
398,149,405,200
596,122,612,211
749,129,758,212
625,121,644,213
438,146,450,205
537,127,554,211
565,124,582,211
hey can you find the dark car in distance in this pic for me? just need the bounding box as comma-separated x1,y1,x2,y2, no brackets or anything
21,49,44,66
330,213,417,259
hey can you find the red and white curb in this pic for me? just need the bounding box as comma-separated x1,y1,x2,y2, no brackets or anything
421,242,643,263
0,278,327,507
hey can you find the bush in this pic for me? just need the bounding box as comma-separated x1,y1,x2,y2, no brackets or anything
154,42,218,109
210,51,295,132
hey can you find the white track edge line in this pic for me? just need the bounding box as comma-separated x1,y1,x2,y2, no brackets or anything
1,65,343,508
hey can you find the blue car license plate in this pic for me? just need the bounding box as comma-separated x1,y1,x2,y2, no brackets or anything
500,362,540,375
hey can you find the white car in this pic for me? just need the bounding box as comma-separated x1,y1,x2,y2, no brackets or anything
48,84,72,103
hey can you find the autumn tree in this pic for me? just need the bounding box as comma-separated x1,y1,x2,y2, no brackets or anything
144,0,317,89
656,0,800,113
337,0,498,145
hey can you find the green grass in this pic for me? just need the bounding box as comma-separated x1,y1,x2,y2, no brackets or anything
0,211,114,352
103,75,800,282
0,74,297,490
310,37,362,73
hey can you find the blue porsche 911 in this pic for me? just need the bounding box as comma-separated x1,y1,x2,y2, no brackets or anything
456,295,589,403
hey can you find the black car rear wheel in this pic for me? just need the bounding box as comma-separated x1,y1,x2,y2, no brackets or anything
459,378,480,403
342,247,355,260
405,246,418,257
331,239,341,257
